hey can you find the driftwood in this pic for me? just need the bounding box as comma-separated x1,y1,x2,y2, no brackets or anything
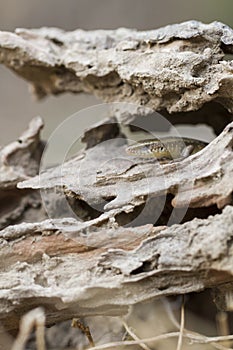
1,21,233,131
1,206,233,331
0,21,233,331
0,116,45,230
1,21,233,111
19,120,233,214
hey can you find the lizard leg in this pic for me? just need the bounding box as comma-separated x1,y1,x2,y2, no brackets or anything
181,145,194,158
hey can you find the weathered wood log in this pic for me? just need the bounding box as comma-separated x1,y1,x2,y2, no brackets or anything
1,21,233,123
1,206,233,331
0,116,45,229
18,121,233,222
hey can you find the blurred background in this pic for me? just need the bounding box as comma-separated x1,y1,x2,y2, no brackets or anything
1,0,233,146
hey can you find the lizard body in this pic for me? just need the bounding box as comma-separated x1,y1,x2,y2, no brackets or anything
126,137,207,160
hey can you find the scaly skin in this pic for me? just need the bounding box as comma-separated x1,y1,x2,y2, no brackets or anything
126,137,208,160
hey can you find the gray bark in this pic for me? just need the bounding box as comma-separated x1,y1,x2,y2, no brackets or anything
0,21,233,120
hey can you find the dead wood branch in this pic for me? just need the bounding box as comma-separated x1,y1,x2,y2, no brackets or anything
1,21,233,120
0,206,233,330
19,121,233,221
0,116,45,229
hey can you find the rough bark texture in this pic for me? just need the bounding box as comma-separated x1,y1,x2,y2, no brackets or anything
0,116,45,230
18,121,233,217
1,21,233,331
1,21,233,121
1,206,233,331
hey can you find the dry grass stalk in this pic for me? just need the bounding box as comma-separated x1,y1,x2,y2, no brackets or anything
11,307,45,350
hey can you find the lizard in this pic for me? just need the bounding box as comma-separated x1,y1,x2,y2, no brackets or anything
125,136,208,161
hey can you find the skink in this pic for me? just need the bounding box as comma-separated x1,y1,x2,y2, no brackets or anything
126,136,207,161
